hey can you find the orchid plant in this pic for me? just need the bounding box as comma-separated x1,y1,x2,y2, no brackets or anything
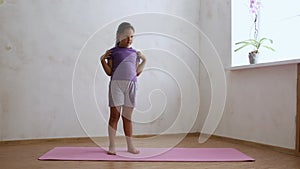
234,0,275,63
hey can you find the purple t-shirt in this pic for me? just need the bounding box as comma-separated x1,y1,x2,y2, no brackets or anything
108,46,140,82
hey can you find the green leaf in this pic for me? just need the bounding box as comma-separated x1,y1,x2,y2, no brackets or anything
259,38,273,44
235,41,251,46
262,45,275,52
0,0,3,5
234,43,250,52
235,41,257,52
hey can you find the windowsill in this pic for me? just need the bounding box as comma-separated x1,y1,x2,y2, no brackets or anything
228,59,300,71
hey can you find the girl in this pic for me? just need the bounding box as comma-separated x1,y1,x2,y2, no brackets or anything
100,22,146,155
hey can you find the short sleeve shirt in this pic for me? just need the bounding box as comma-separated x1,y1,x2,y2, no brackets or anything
108,46,140,82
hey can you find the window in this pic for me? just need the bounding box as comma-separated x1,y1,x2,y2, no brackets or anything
232,0,300,66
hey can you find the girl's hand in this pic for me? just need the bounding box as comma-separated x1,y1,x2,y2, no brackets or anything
100,50,112,61
137,51,146,61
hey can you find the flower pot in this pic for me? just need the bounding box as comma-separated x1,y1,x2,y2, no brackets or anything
248,51,259,64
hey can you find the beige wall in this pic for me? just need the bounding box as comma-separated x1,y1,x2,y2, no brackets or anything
218,65,297,149
0,0,202,140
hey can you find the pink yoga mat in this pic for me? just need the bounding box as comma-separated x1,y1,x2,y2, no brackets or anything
38,147,254,162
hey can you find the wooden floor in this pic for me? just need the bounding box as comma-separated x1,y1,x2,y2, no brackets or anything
1,134,300,169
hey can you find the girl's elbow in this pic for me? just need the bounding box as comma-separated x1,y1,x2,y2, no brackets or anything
105,70,112,76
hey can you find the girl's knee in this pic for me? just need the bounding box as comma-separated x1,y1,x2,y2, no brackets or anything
109,113,120,121
109,107,121,123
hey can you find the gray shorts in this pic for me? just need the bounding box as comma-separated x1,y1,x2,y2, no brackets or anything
109,80,137,108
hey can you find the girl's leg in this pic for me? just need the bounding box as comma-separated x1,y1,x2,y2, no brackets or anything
108,106,121,155
122,106,139,154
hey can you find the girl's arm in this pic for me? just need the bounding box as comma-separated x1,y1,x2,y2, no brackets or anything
136,51,146,76
100,50,113,76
